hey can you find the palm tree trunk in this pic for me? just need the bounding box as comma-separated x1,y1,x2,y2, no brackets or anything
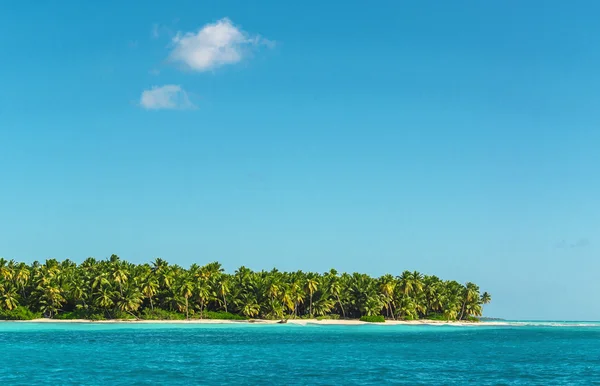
309,293,313,317
126,310,140,320
459,300,466,321
336,294,346,318
185,297,189,320
223,294,228,313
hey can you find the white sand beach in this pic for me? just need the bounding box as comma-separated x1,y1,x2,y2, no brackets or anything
8,318,509,326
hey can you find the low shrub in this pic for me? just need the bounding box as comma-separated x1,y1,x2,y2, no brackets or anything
0,306,41,320
140,308,185,320
360,315,385,323
88,313,106,321
202,311,246,320
55,311,86,320
426,313,447,321
54,309,110,320
111,311,137,320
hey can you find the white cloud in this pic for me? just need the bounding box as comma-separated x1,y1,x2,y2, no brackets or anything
139,85,195,110
168,18,271,72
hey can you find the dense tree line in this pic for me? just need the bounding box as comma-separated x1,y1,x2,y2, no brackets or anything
0,255,491,320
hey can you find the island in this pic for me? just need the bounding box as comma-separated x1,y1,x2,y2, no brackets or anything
0,255,491,323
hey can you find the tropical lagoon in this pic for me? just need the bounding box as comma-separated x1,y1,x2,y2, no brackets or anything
2,322,599,385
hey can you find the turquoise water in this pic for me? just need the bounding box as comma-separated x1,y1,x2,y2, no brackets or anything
1,322,600,385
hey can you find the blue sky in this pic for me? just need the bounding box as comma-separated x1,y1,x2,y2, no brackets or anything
1,0,599,320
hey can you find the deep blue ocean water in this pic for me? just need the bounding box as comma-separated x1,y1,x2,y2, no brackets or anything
1,322,599,385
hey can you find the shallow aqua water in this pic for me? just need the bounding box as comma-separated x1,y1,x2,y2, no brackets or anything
1,322,599,385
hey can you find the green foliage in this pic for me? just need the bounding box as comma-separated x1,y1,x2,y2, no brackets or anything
112,310,137,320
360,315,385,323
0,257,491,322
202,311,246,320
0,306,41,320
141,308,185,320
425,313,447,321
55,309,91,320
88,313,106,321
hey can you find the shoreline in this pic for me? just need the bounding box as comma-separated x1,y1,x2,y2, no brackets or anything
0,318,510,326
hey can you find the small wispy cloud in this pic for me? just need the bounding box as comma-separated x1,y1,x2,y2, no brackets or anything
555,238,590,249
151,24,161,39
139,85,195,110
151,21,179,40
168,18,272,72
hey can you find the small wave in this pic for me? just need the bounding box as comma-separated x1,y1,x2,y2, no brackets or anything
503,321,600,328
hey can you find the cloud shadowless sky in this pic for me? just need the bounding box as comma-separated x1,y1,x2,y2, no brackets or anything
0,0,599,320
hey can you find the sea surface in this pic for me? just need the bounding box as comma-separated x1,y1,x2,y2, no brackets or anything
1,321,599,385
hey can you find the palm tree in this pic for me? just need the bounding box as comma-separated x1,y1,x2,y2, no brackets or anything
117,288,143,318
94,288,114,315
217,277,230,312
67,278,87,308
195,281,210,318
326,269,346,318
0,259,15,282
290,281,304,318
0,256,490,322
112,263,128,295
306,278,318,317
142,278,159,311
280,286,295,316
459,282,480,320
312,296,334,316
37,285,65,318
0,286,19,310
177,278,194,319
379,274,396,319
92,273,110,291
13,263,30,296
237,294,260,318
443,301,459,321
481,292,492,305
